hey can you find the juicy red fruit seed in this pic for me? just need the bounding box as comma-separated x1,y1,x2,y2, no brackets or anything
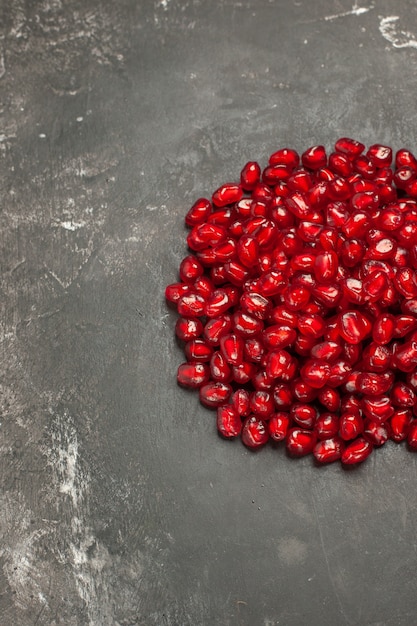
241,416,269,449
217,405,242,438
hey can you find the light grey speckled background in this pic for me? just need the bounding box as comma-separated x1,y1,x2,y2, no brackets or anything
2,1,417,625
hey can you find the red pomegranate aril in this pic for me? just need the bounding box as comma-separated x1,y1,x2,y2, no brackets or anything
252,182,274,203
184,339,213,362
283,285,311,311
339,412,364,440
187,223,228,250
367,143,392,167
210,265,228,285
177,292,206,317
328,151,353,177
240,161,261,190
394,166,416,190
366,237,397,261
244,337,265,363
269,147,299,168
314,437,344,463
210,351,232,382
318,387,341,412
290,403,318,429
219,333,244,366
310,340,342,361
342,342,361,366
297,314,326,339
204,289,231,317
232,361,257,384
185,198,212,226
268,412,290,441
300,358,330,389
392,341,417,373
391,382,416,408
223,261,250,286
177,362,210,388
233,310,264,337
263,164,292,185
262,325,297,350
230,388,250,417
240,291,271,320
341,438,373,464
357,372,392,396
199,382,232,408
194,275,214,299
266,349,296,380
353,155,377,179
301,145,327,170
361,343,392,373
291,378,317,402
294,333,317,357
250,200,269,218
314,251,338,283
212,238,237,262
287,170,314,193
212,182,243,207
362,395,394,422
203,315,232,345
165,282,193,303
236,235,259,268
372,314,395,345
286,428,317,456
252,369,275,391
179,254,204,283
327,359,352,387
249,390,275,418
338,310,371,344
342,278,365,304
207,207,234,227
390,409,412,442
408,421,417,450
341,238,365,267
335,137,365,160
343,212,371,238
396,148,417,170
241,416,269,448
217,405,242,438
175,317,204,341
314,412,339,440
273,382,293,409
313,284,341,307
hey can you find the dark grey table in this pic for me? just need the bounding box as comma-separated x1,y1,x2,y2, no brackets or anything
2,1,417,624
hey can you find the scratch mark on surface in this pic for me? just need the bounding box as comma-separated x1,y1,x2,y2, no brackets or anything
379,16,417,49
312,498,350,625
60,220,86,231
324,4,371,21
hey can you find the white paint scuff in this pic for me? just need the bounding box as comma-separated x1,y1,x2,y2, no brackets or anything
324,5,371,22
379,16,417,49
60,220,86,231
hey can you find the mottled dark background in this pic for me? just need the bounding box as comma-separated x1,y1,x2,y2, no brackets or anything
1,1,417,625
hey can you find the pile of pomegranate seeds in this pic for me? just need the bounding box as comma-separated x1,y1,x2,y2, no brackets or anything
166,138,417,465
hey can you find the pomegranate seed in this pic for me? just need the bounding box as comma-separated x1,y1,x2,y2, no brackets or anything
199,382,232,408
175,317,204,342
212,183,243,207
241,416,269,448
210,351,232,383
185,198,212,226
177,362,210,388
217,405,242,438
363,419,389,446
290,403,318,429
407,421,417,450
240,161,261,190
301,145,327,170
266,349,297,380
230,388,251,417
390,409,412,442
362,395,394,423
314,412,340,439
250,390,275,418
177,292,206,317
268,412,290,441
341,438,373,464
314,437,344,463
219,333,244,366
335,137,365,160
339,412,364,440
338,310,371,344
286,428,317,456
269,147,299,168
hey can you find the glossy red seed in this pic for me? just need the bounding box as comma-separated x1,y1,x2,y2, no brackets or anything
362,395,394,423
268,412,290,441
210,351,232,382
165,282,193,303
314,437,344,463
241,416,269,448
291,378,317,402
233,310,264,337
177,362,210,388
250,390,275,418
300,359,330,389
177,292,206,317
199,382,232,408
339,412,364,440
219,333,244,366
391,382,416,408
390,409,412,442
262,325,297,350
175,317,204,341
318,387,341,412
266,349,297,380
230,388,251,417
407,421,417,450
301,145,327,170
203,315,232,345
286,428,317,456
240,161,261,190
232,361,257,385
185,198,212,226
269,147,299,168
290,403,318,429
314,412,339,440
217,405,242,438
338,310,371,344
212,182,243,207
335,137,365,160
341,438,373,464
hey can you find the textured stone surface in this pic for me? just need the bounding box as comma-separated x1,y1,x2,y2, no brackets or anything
2,1,417,624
